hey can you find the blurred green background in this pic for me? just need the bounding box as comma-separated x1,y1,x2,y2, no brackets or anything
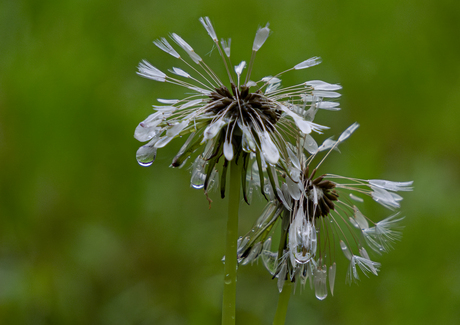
1,0,459,324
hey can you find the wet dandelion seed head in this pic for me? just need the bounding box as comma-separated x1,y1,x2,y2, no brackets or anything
134,17,340,200
235,123,413,300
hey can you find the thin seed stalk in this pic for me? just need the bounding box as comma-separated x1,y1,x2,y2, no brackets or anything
222,159,241,325
273,282,292,325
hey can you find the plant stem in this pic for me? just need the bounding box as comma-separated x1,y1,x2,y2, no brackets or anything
273,283,292,325
222,159,241,325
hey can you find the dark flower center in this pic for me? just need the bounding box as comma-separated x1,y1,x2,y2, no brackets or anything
208,83,281,131
303,174,338,219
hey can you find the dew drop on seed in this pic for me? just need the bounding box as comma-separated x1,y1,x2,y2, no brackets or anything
137,160,153,167
190,172,206,189
136,146,156,167
191,181,205,189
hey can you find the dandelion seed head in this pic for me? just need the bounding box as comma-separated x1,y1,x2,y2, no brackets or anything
236,122,412,299
135,17,337,200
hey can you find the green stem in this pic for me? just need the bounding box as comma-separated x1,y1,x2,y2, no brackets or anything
222,159,241,325
273,283,292,325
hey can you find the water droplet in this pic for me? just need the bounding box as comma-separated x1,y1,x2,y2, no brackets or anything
261,250,278,276
136,145,157,167
190,156,207,189
314,266,328,300
191,177,205,189
224,275,232,285
137,160,153,167
277,262,287,293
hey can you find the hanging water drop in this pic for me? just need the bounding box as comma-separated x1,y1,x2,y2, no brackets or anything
190,173,206,189
136,144,157,167
190,156,207,189
314,265,328,300
277,262,287,293
261,250,278,276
